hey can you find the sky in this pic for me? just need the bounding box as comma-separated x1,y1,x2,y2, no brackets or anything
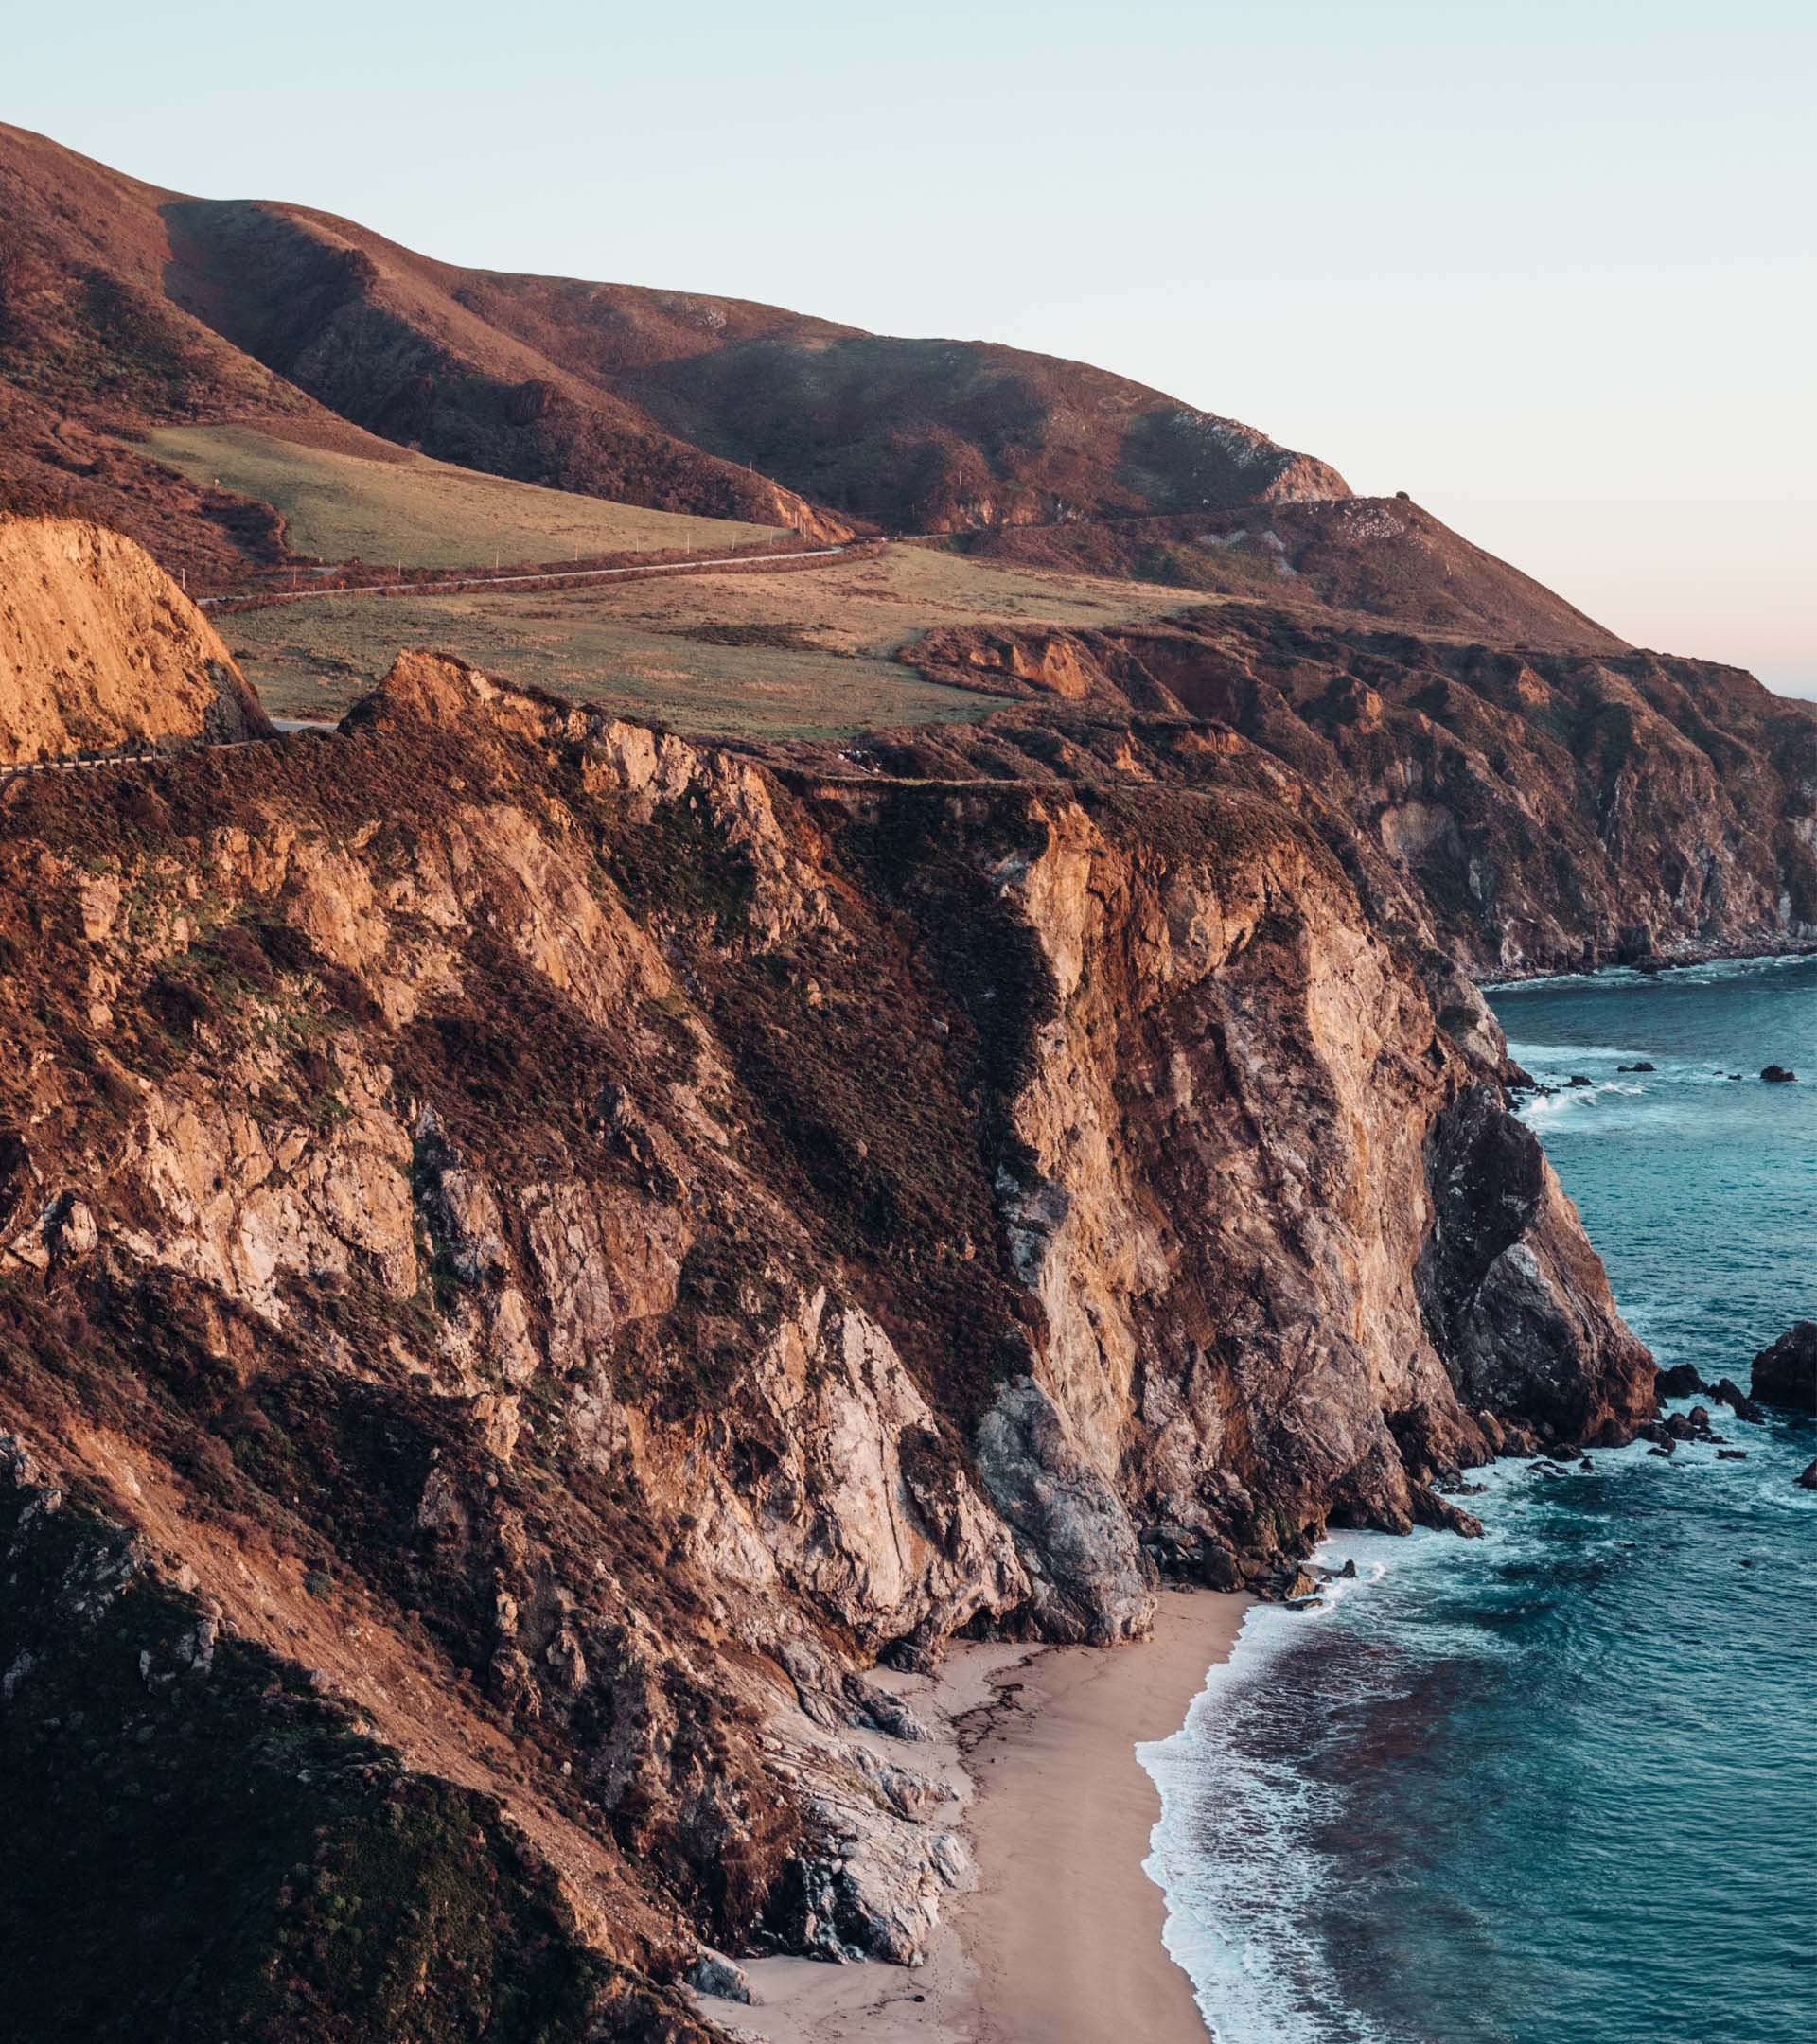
11,0,1814,692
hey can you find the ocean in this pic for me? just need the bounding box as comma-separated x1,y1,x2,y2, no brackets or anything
1140,954,1817,2044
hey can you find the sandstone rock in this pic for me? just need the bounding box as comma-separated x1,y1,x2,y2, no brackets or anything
0,517,271,765
1751,1323,1817,1415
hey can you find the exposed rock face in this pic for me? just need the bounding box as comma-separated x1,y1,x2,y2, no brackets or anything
0,516,270,762
0,650,1655,2035
1751,1323,1817,1415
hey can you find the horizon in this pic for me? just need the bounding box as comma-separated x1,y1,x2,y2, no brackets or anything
9,0,1815,696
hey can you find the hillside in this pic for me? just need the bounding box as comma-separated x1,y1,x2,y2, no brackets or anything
0,123,1646,668
143,421,780,569
0,514,270,763
0,119,1341,555
954,494,1631,654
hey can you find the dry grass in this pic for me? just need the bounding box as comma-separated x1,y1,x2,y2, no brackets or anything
226,542,1213,737
140,424,777,569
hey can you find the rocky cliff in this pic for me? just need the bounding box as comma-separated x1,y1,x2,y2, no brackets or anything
0,644,1655,2036
900,608,1817,976
0,515,271,763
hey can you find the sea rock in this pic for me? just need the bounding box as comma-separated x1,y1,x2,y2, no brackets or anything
1411,1483,1484,1537
1709,1377,1765,1425
1797,1460,1817,1491
1760,1065,1797,1084
1568,1074,1594,1088
1617,1061,1656,1073
1663,1408,1710,1442
1751,1323,1817,1416
1655,1364,1707,1399
1717,1450,1748,1461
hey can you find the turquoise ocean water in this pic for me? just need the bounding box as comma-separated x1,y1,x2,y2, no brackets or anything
1141,955,1817,2044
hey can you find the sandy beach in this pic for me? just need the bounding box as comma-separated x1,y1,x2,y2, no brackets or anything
728,1587,1250,2044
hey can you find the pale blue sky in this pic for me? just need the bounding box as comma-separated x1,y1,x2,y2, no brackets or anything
12,1,1814,691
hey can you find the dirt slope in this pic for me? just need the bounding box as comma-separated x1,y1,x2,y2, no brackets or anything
0,514,270,762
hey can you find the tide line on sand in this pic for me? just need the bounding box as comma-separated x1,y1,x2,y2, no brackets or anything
723,1587,1249,2044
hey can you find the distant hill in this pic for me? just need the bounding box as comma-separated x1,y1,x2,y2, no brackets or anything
0,121,1626,657
3,127,1345,548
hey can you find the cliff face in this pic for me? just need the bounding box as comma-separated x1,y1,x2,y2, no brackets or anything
902,608,1817,975
0,651,1651,2034
0,515,271,763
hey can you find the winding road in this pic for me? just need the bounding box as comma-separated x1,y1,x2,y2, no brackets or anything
195,542,860,611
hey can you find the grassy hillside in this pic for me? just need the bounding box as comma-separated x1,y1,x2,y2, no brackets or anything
222,543,1205,733
142,423,777,569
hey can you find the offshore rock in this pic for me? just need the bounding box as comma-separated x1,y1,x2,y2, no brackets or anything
1751,1323,1817,1415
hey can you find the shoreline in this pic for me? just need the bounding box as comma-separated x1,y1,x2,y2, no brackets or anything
1477,941,1816,993
726,1587,1248,2044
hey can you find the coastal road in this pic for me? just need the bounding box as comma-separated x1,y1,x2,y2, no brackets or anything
0,722,338,787
195,542,859,611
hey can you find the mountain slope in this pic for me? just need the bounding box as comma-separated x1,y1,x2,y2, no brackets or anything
4,126,1367,570
0,123,1643,664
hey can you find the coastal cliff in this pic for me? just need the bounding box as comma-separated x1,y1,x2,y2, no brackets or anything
900,608,1817,976
0,620,1653,2033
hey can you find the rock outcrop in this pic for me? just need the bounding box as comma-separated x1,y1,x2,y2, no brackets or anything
1751,1323,1817,1415
0,649,1656,2036
0,515,270,763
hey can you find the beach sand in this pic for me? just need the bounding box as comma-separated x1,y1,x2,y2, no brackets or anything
725,1586,1249,2044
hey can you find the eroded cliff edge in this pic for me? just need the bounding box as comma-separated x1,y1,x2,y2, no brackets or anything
0,514,271,764
0,646,1655,2035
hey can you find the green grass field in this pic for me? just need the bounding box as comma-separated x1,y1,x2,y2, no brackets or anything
141,424,779,569
224,544,1210,737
